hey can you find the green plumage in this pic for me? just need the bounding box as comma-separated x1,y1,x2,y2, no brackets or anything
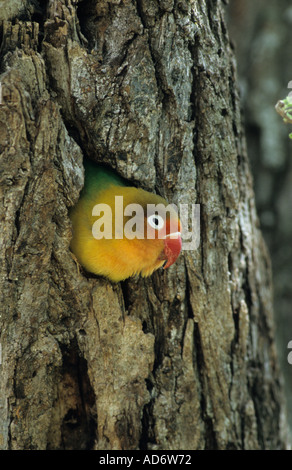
81,160,128,200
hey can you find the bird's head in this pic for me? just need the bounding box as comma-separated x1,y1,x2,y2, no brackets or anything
140,200,182,271
92,185,182,278
117,187,182,277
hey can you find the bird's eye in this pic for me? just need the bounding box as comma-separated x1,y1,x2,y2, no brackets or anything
147,214,165,230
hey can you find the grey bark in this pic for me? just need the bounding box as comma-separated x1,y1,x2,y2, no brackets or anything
0,0,288,449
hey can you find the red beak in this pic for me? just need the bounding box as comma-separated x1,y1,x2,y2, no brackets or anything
163,233,182,269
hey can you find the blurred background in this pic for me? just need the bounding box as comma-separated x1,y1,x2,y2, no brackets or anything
227,0,292,436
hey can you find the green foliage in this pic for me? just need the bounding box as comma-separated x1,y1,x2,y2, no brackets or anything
275,94,292,140
282,96,292,122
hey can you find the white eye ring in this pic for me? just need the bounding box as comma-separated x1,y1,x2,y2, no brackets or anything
147,214,165,230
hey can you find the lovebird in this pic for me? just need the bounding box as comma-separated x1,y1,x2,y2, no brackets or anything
69,160,182,282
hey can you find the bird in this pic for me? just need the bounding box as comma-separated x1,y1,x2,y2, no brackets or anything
69,159,182,282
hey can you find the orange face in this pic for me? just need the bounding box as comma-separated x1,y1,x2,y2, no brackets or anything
142,213,182,269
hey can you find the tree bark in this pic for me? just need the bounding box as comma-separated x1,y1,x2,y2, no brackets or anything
0,0,288,450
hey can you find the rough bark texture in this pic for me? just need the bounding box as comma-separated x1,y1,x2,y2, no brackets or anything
227,0,292,436
0,0,288,449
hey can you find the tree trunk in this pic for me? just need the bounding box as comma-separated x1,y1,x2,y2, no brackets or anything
0,0,287,450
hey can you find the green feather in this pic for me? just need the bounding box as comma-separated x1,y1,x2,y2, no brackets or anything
81,160,128,201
